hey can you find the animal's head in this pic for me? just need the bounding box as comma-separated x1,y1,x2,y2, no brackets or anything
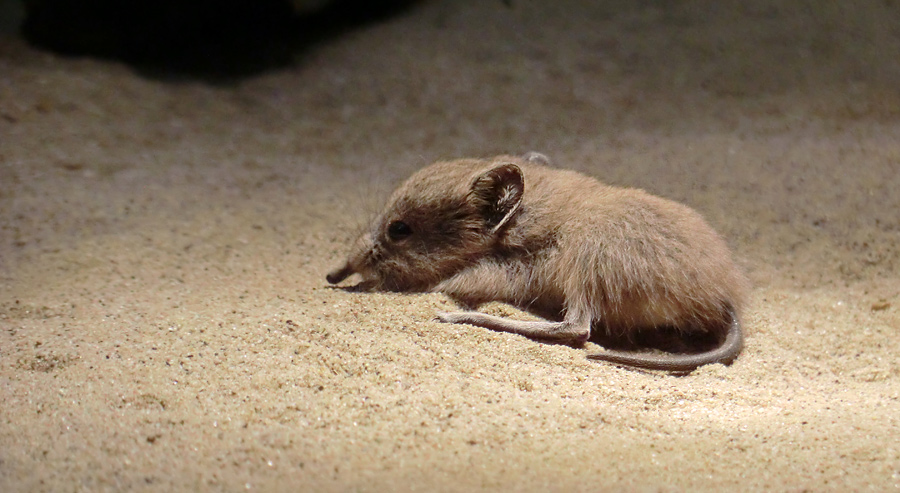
326,157,527,291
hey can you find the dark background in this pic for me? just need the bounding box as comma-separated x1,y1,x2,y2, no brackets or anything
13,0,419,78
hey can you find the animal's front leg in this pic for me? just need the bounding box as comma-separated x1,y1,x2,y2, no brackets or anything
437,311,590,344
434,261,587,343
433,260,529,306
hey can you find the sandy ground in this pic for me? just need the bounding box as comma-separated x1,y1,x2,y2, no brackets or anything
2,1,900,491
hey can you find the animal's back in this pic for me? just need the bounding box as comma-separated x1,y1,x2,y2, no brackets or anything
512,162,747,335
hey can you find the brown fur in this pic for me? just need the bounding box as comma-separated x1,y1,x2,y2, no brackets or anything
327,153,750,372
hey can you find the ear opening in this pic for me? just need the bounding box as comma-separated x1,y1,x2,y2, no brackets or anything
469,163,524,234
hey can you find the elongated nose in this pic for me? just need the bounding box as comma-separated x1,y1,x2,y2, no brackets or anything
326,263,354,284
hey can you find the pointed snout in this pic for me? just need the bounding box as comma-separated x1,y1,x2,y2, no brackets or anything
327,233,375,285
326,263,355,284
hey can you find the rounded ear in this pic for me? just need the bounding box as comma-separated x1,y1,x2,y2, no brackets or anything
469,163,524,234
522,151,551,166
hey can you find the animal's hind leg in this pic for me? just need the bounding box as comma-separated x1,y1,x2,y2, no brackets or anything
437,310,590,344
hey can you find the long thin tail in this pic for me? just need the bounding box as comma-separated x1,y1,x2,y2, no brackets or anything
586,310,743,372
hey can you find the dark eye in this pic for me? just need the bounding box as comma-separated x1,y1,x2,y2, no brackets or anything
387,220,413,241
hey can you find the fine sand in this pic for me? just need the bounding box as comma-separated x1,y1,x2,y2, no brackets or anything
2,1,899,491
